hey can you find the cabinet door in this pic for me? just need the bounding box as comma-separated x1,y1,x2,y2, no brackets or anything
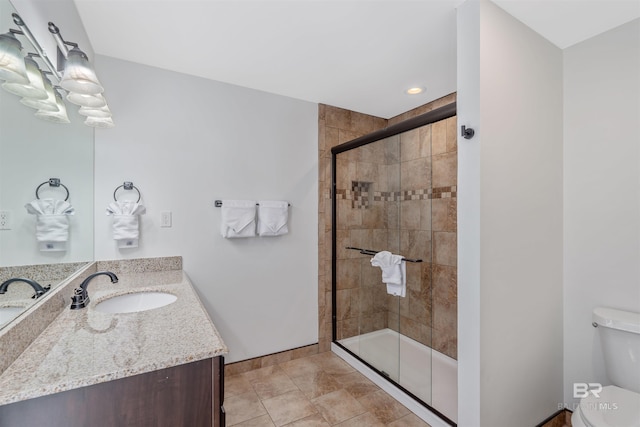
0,358,214,427
214,355,225,426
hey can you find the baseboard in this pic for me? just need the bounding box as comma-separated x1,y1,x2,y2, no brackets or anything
536,408,572,427
224,343,319,376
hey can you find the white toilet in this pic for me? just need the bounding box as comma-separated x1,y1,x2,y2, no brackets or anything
571,307,640,427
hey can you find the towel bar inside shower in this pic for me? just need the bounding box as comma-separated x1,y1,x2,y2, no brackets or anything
345,246,423,263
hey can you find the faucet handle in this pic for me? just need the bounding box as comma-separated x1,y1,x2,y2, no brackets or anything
31,284,51,299
70,287,89,309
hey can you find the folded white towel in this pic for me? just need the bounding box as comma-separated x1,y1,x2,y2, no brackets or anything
106,201,146,248
370,251,406,297
220,200,257,238
25,199,75,251
257,200,289,236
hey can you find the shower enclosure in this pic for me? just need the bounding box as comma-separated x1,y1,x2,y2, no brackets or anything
331,104,458,425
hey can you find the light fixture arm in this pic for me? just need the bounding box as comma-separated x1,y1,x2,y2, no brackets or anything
47,22,78,58
11,13,60,80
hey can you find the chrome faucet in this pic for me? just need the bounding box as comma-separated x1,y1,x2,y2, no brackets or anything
0,278,51,299
70,271,118,310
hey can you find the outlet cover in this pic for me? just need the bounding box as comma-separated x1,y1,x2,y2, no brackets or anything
0,211,11,230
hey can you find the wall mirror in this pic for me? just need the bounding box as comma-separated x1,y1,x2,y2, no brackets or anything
0,0,94,328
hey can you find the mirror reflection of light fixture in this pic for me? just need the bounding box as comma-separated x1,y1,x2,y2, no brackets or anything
2,55,47,99
19,72,58,111
0,31,29,83
35,89,70,123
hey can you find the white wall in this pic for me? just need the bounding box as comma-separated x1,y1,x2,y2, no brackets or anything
563,19,640,407
93,56,318,363
458,0,564,425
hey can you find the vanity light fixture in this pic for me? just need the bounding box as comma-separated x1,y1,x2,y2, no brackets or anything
48,21,113,126
59,47,104,95
0,30,28,83
66,91,107,108
78,104,111,118
84,115,114,128
5,14,114,128
2,55,47,99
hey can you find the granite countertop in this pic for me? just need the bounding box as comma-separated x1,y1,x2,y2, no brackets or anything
0,269,227,405
0,277,58,324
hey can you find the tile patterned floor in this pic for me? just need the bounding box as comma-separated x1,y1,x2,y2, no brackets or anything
225,352,432,426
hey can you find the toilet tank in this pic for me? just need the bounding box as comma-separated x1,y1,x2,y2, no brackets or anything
593,307,640,393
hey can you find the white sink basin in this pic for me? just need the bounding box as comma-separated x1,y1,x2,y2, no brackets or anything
94,292,177,314
0,306,26,325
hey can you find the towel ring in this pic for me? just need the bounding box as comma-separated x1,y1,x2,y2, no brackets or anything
113,182,141,203
35,178,69,201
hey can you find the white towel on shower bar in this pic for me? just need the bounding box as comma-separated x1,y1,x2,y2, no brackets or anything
220,200,257,238
370,251,406,297
257,200,289,236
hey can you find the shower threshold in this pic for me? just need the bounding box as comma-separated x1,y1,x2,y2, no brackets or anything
332,329,457,426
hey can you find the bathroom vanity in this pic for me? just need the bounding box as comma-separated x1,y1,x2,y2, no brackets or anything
0,258,227,427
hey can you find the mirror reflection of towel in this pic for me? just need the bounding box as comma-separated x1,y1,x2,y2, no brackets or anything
25,199,75,252
106,201,146,248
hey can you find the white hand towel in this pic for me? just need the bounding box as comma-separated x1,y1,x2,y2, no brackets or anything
257,200,289,236
220,200,257,238
106,201,146,248
370,251,406,297
25,199,75,251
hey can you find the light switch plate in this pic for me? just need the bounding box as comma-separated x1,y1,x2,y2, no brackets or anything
160,211,172,228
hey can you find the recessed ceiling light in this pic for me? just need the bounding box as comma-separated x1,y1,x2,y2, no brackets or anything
406,86,425,95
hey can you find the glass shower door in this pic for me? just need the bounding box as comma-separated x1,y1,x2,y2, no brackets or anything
396,124,433,406
332,106,458,424
334,133,402,383
334,123,435,407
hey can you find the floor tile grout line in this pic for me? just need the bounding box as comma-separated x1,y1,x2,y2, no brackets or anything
227,353,425,426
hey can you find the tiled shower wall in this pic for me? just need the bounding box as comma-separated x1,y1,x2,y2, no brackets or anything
318,93,458,359
318,106,387,352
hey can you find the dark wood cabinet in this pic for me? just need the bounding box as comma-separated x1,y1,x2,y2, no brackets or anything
0,356,224,427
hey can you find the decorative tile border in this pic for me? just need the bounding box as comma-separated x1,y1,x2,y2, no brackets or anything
351,181,372,209
336,186,457,202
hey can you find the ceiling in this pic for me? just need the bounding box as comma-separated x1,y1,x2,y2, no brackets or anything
73,0,639,119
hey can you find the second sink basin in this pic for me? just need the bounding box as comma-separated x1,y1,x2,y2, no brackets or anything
94,291,177,314
0,306,27,325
